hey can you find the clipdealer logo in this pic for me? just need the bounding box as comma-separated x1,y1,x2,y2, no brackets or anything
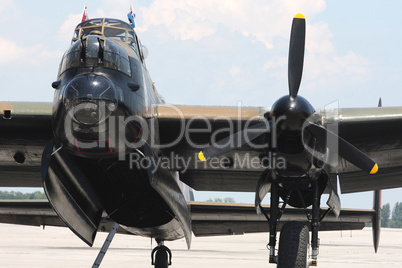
129,151,287,174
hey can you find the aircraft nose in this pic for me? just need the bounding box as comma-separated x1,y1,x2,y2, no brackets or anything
63,74,118,125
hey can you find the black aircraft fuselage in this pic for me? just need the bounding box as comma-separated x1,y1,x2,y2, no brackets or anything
43,18,191,247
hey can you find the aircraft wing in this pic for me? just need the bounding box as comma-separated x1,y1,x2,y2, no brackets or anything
0,102,397,240
0,200,131,234
157,105,402,194
0,200,372,236
2,103,402,194
322,107,402,193
0,102,53,188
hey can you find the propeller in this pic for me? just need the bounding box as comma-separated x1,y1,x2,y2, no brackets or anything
198,14,378,213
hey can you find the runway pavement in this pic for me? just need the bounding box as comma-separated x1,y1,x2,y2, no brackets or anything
0,223,402,267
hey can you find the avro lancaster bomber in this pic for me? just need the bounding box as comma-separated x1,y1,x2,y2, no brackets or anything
1,6,402,268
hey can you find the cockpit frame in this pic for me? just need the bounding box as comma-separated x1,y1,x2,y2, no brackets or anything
72,18,142,58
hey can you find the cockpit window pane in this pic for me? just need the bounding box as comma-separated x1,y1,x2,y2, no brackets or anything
103,19,129,28
80,19,103,28
73,29,80,39
81,26,102,38
104,27,126,42
65,40,81,70
59,40,81,75
102,39,131,76
127,31,139,55
104,52,120,71
60,37,132,77
118,45,130,75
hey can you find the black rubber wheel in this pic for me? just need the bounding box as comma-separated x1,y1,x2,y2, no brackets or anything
154,249,169,268
277,221,309,268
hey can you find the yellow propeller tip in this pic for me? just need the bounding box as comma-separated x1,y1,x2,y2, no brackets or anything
198,151,206,162
370,164,379,174
294,13,305,19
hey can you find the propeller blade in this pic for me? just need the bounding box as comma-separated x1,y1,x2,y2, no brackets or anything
198,121,271,161
305,122,378,174
288,13,306,99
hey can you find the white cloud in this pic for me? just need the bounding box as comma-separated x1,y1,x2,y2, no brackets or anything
302,50,370,94
137,0,369,85
263,56,287,79
140,0,326,48
257,19,369,86
24,0,368,103
303,21,370,83
218,78,225,89
306,21,334,55
0,38,61,65
57,14,82,44
0,38,21,64
333,51,369,75
230,65,242,76
263,57,287,71
0,0,14,14
0,0,19,24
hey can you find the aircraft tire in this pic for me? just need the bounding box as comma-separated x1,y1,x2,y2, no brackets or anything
277,221,309,268
154,249,169,268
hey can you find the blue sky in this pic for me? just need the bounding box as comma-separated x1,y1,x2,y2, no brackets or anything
1,0,402,209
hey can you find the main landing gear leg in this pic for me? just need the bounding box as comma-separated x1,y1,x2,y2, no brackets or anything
276,179,323,267
310,179,320,266
151,241,172,268
268,181,279,263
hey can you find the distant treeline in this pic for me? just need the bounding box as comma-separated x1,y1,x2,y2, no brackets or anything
206,197,236,203
0,191,47,200
382,202,402,228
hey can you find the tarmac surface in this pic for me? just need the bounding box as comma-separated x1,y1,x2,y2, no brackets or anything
1,223,402,267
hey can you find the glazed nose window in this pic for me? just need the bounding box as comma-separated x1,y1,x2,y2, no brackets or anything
64,74,118,126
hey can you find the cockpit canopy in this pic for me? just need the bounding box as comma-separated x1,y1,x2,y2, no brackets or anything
72,18,141,56
58,18,149,78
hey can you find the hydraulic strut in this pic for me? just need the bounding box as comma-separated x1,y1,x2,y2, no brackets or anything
268,181,279,263
310,179,320,266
